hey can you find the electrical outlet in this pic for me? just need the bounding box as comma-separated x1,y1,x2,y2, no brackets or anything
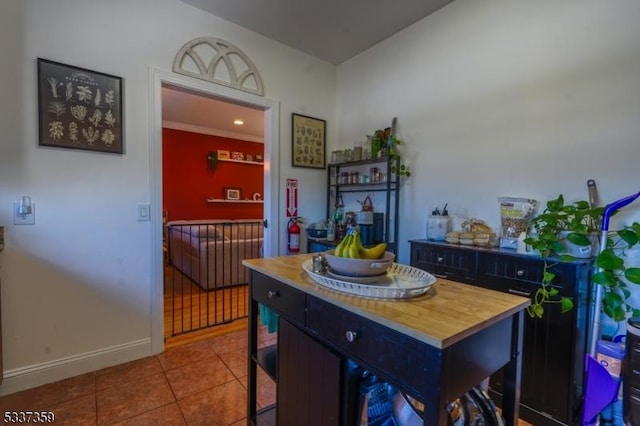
14,202,35,225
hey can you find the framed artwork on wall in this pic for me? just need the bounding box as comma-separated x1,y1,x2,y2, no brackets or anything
37,58,124,154
292,113,326,169
217,150,230,160
224,187,242,201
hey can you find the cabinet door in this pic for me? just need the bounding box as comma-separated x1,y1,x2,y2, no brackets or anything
489,299,578,425
410,241,477,283
277,318,344,426
478,253,588,425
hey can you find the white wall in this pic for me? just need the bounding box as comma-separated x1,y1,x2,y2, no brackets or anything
0,0,335,394
337,0,640,264
3,0,640,396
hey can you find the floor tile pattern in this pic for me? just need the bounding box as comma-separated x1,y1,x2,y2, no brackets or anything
0,325,275,426
0,323,529,425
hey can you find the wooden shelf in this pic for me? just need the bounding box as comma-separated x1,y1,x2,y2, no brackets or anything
206,198,263,204
219,158,264,166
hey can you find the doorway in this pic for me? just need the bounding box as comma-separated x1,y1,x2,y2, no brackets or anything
149,68,280,353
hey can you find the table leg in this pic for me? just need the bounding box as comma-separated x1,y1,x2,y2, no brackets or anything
501,311,524,426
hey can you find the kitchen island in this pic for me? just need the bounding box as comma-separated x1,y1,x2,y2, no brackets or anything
244,254,530,426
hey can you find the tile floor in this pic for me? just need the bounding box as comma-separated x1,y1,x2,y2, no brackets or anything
0,325,531,426
0,326,277,426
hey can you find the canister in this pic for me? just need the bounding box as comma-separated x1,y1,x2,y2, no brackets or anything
427,216,450,241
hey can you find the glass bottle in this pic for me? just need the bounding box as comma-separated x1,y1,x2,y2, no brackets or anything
326,218,336,242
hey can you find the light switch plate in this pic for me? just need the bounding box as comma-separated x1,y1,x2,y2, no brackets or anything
14,202,35,225
137,203,150,222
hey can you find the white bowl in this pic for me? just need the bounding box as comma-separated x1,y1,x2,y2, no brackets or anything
323,250,395,277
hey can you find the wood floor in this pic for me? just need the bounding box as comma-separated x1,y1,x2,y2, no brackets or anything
164,265,248,348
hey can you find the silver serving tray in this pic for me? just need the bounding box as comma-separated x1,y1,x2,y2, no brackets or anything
302,260,436,299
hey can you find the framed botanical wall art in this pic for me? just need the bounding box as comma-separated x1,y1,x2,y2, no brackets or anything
37,58,124,154
292,113,325,169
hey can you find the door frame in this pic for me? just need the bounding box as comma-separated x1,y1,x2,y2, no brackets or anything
148,67,280,353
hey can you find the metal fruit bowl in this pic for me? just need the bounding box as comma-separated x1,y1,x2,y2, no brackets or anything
306,228,328,239
323,250,395,277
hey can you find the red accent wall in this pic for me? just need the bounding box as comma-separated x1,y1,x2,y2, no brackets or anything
162,128,264,221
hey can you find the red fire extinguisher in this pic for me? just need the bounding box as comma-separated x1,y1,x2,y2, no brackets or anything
287,217,301,254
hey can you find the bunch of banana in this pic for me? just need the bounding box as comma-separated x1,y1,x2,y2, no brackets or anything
333,229,387,259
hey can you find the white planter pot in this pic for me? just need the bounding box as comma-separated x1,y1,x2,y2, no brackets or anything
558,231,600,258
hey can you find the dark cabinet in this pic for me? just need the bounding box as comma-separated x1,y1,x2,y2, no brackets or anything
248,271,349,426
277,319,344,426
409,239,592,426
410,241,477,284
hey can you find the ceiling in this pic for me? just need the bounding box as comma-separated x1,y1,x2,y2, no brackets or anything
180,0,454,65
164,0,455,140
162,85,266,142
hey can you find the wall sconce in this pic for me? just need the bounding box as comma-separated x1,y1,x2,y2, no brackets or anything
207,151,218,173
14,195,35,225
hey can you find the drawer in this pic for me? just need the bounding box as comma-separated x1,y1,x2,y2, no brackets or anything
410,242,477,283
477,252,579,297
307,296,433,398
251,272,306,325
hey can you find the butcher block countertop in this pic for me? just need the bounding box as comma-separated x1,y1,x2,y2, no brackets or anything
243,253,530,349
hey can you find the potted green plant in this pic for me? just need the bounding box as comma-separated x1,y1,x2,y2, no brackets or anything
370,119,411,178
524,194,640,319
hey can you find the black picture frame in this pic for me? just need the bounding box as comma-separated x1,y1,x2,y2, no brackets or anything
292,113,326,169
37,58,124,154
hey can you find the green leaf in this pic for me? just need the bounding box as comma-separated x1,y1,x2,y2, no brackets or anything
604,291,624,306
558,254,576,263
560,297,574,313
548,287,559,296
595,250,625,270
625,267,640,284
592,270,617,286
547,195,564,212
612,306,627,322
542,271,555,285
531,304,544,319
567,232,591,246
574,200,591,210
550,241,565,254
619,229,639,246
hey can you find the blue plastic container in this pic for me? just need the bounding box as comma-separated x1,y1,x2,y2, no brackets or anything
597,340,625,380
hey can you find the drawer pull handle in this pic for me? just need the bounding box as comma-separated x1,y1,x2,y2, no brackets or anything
267,290,280,299
508,288,531,297
433,273,448,279
345,331,358,342
516,270,525,277
437,257,444,263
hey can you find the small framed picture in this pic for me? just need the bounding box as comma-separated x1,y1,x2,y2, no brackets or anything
224,187,242,201
231,151,244,161
217,150,230,160
292,113,326,169
246,154,253,162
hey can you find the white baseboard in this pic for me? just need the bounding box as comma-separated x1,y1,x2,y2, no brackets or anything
0,338,153,396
